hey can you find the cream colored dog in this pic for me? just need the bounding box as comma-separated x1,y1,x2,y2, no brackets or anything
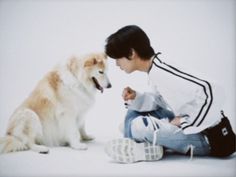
0,53,111,154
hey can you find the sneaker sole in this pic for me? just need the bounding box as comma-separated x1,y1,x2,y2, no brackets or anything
105,138,163,163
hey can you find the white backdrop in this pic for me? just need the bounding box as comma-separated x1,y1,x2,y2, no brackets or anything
0,0,235,140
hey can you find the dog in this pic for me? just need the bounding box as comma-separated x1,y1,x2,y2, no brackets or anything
0,53,111,154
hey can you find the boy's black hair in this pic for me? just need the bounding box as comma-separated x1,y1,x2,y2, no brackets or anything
105,25,155,60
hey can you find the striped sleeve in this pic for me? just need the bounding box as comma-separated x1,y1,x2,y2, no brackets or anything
152,58,213,133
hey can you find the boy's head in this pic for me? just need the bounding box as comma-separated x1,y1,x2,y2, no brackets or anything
105,25,155,60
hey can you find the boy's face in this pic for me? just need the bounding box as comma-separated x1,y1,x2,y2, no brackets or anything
115,57,136,74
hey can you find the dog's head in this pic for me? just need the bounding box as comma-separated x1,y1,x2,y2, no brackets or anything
68,53,111,93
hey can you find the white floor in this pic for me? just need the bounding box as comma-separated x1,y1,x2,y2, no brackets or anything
0,136,235,177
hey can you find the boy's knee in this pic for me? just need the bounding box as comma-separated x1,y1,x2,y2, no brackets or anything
131,116,156,142
131,116,147,132
131,117,146,141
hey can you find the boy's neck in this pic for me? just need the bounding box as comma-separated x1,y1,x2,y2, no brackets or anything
136,57,153,73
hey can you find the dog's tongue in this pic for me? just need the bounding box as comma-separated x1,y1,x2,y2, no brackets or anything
92,77,103,93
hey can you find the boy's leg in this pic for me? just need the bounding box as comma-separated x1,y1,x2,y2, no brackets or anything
105,115,210,163
124,107,175,138
105,108,175,163
131,116,211,155
105,110,164,163
149,107,175,121
123,110,144,138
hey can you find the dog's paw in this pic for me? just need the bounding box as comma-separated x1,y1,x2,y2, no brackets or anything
71,142,88,150
30,144,50,154
39,149,50,154
81,134,95,141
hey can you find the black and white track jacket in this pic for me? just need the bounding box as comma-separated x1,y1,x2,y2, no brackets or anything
127,55,225,134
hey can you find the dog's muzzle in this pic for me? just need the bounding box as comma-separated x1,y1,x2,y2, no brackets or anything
92,77,104,93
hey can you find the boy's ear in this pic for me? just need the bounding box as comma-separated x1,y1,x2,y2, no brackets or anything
129,48,137,60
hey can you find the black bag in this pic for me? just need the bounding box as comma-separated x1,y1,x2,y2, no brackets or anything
203,111,236,157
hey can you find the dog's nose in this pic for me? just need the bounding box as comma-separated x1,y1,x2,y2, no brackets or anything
107,83,112,88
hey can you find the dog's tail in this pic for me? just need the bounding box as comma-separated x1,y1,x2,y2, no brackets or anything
0,135,27,154
0,135,49,154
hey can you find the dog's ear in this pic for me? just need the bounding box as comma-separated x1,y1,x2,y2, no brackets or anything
96,53,107,63
84,58,97,67
102,53,107,59
67,57,79,76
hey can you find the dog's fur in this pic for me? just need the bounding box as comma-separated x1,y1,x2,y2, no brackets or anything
0,53,111,154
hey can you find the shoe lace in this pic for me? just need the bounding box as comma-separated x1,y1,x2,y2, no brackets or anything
148,115,195,160
147,115,159,147
188,144,195,161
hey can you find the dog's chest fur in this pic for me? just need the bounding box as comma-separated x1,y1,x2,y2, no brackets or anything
26,66,96,146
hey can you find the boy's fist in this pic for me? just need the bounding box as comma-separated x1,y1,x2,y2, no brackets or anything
122,87,136,101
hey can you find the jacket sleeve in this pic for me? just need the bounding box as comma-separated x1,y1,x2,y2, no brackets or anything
177,80,215,134
178,80,226,134
126,90,172,112
176,87,207,118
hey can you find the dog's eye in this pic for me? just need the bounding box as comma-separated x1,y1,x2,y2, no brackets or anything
99,71,104,74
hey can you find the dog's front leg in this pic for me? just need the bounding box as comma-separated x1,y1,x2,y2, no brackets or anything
78,119,94,141
67,125,88,150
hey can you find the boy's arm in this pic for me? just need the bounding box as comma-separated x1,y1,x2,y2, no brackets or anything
126,91,172,112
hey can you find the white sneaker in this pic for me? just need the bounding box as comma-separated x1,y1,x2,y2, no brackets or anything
104,138,163,163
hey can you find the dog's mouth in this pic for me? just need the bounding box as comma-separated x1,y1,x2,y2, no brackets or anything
92,77,103,93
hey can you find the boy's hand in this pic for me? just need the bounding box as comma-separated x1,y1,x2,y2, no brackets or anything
122,87,136,101
170,116,181,127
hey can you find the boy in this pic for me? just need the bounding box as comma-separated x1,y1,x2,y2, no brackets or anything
104,25,235,163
